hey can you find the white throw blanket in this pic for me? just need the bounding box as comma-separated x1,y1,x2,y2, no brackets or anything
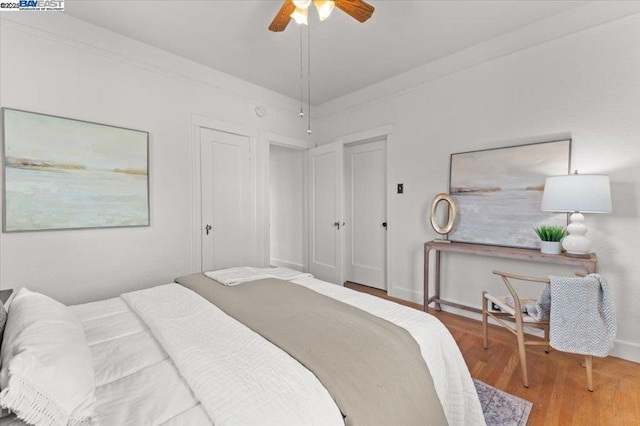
549,274,616,357
205,267,312,286
121,284,343,426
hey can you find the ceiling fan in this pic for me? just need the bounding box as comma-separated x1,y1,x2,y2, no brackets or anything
269,0,375,32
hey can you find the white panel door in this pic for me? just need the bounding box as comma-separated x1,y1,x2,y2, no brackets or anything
308,142,343,284
200,127,253,271
345,140,386,289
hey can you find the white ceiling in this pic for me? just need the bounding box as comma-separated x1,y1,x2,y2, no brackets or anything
64,1,587,105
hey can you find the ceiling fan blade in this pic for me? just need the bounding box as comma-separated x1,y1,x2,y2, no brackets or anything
269,0,296,32
335,0,374,23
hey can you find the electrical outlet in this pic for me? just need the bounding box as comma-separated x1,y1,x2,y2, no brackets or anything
397,183,404,194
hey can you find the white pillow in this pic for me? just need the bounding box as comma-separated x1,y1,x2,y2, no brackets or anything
0,288,96,425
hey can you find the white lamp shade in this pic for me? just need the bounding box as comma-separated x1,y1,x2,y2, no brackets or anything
541,174,612,213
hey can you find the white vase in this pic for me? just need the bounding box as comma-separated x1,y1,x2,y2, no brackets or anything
540,241,562,255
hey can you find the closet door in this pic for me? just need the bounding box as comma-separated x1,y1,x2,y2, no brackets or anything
345,139,387,290
308,142,343,284
200,127,253,271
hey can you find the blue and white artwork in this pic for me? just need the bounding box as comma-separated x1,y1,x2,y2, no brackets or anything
449,140,570,249
3,109,149,232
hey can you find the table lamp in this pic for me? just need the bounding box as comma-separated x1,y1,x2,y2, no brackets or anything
540,171,612,257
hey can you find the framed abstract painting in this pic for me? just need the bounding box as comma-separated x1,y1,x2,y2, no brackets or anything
449,139,571,249
2,108,149,232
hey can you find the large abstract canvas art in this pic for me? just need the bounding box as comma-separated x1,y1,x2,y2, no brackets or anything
2,108,149,232
449,139,571,248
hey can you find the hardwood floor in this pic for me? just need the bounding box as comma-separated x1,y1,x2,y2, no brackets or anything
344,282,640,426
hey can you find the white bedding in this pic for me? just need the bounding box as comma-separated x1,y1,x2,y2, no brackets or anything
204,266,312,286
71,298,212,426
0,298,212,426
0,270,484,426
122,284,343,426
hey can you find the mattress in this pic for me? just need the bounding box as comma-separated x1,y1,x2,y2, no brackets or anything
0,272,485,425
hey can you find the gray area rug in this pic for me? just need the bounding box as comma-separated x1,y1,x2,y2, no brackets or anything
474,379,533,426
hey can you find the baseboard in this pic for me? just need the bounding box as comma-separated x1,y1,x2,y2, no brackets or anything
388,287,422,304
609,339,640,363
269,258,305,272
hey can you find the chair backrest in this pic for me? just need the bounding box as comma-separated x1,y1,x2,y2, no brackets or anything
492,270,549,315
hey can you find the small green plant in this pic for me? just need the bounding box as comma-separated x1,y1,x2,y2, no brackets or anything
534,225,566,242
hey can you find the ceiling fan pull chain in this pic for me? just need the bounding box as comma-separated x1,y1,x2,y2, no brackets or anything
307,21,312,135
299,25,304,119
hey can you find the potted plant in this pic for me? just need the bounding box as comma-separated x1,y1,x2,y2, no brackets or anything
534,225,566,254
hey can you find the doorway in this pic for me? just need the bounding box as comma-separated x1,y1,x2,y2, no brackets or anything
269,144,306,271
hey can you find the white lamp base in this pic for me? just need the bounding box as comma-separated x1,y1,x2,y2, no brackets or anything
561,212,592,256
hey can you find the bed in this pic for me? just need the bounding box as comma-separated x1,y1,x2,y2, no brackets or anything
0,267,485,426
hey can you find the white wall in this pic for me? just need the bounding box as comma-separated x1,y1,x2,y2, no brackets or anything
0,14,306,304
269,145,305,270
314,14,640,362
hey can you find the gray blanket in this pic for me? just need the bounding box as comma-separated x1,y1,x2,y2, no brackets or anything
549,274,616,357
175,273,447,426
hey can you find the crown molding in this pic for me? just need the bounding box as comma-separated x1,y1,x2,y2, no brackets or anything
0,14,302,116
315,3,640,120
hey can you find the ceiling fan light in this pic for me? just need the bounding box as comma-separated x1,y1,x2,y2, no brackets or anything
290,7,308,25
293,0,312,9
313,0,335,21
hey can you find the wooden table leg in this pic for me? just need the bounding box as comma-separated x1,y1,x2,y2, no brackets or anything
423,244,429,312
434,250,441,311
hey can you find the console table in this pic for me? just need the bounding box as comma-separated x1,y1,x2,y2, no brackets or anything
423,241,598,313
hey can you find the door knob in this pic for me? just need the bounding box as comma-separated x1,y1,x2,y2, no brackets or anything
382,222,387,229
334,222,340,230
205,224,212,235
